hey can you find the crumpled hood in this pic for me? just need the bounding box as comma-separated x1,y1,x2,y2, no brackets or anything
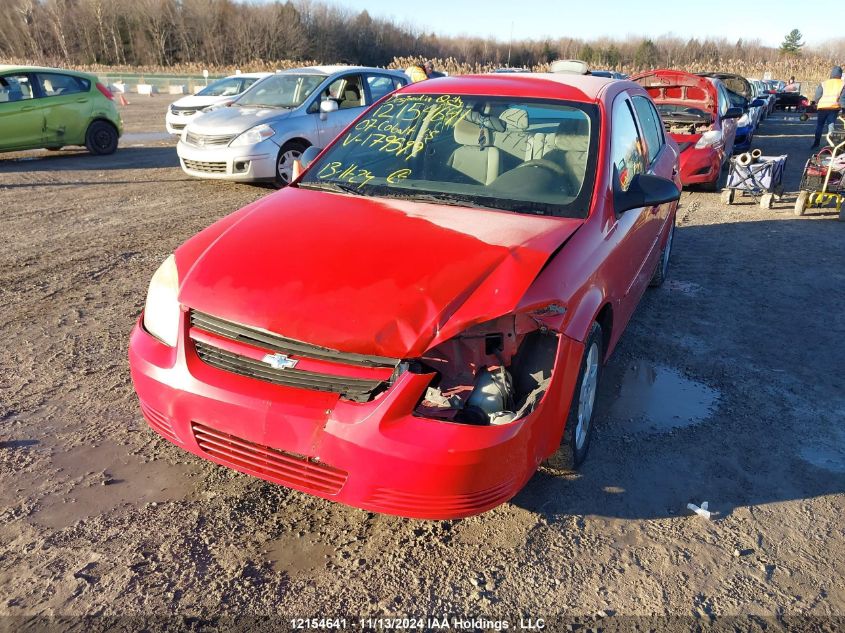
188,106,292,135
176,188,583,359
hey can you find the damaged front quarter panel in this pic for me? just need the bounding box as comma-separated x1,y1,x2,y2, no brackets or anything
410,311,562,427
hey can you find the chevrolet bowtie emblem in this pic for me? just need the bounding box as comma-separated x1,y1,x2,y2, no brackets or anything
262,353,298,370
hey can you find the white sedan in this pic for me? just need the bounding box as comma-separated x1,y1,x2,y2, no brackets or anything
165,72,271,135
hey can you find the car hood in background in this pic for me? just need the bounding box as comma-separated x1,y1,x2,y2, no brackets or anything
176,188,583,359
186,105,293,136
697,72,752,100
171,94,232,109
630,69,718,113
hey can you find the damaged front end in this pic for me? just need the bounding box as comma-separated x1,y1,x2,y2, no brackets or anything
406,308,565,426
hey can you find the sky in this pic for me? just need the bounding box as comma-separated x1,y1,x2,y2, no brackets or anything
327,0,839,49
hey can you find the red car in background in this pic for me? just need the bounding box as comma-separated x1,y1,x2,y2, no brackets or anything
129,73,681,518
632,69,742,190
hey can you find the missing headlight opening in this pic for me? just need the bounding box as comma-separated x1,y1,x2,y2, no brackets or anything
414,314,559,426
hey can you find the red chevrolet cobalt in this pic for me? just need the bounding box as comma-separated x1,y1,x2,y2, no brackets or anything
129,74,681,519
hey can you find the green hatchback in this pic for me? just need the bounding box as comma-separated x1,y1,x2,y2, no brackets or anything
0,65,122,155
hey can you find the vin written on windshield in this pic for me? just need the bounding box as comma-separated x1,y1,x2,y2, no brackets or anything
299,93,599,218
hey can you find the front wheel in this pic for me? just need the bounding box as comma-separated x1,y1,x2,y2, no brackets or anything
545,323,603,472
85,120,118,155
649,220,674,288
275,140,309,187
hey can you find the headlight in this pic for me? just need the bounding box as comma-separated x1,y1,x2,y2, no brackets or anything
229,124,275,146
143,254,180,347
695,130,722,149
737,113,751,127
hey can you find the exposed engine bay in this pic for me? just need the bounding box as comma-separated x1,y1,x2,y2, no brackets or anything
656,106,713,136
412,314,559,426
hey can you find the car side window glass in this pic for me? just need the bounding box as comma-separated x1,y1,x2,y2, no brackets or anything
366,75,396,102
326,74,364,110
611,96,646,192
392,77,407,90
0,74,34,102
632,95,663,164
36,73,88,97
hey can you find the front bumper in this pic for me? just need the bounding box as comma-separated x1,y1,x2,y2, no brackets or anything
128,312,583,519
176,138,279,182
679,145,721,186
165,111,197,135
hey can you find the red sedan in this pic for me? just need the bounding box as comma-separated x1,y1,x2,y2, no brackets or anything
129,74,681,519
632,69,742,190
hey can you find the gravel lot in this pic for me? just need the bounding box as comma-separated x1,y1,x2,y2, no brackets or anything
1,94,844,626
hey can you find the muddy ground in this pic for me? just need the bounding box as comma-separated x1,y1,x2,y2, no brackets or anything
1,94,844,628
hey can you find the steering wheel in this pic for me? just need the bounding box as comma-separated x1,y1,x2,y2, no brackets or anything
516,159,568,176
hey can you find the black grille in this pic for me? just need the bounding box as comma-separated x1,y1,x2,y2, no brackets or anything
183,159,227,173
190,310,397,368
193,341,385,402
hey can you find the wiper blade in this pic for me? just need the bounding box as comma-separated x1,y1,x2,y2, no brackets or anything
298,181,366,195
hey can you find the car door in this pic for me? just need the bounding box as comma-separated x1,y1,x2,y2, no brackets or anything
632,94,678,226
604,93,658,326
35,72,93,146
716,84,738,156
0,72,45,150
315,73,367,147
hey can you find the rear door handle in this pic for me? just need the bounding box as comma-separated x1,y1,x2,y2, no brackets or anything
21,105,35,111
76,97,88,103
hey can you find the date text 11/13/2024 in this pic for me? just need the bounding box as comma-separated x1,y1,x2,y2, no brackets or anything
290,617,548,630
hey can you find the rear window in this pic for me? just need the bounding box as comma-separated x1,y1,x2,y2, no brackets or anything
36,73,90,97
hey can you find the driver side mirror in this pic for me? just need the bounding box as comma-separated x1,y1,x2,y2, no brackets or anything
319,99,338,120
724,107,743,119
291,145,323,181
615,173,681,215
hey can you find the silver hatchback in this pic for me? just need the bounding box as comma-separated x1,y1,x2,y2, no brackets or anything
177,65,409,185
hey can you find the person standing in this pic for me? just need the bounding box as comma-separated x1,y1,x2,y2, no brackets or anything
811,66,845,148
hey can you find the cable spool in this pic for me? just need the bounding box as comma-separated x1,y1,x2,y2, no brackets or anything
737,152,753,166
751,148,762,162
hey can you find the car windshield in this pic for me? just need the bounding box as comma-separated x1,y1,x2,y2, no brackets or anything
234,73,324,108
197,77,245,97
299,94,598,218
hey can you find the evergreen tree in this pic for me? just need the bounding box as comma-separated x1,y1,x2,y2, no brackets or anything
780,29,804,55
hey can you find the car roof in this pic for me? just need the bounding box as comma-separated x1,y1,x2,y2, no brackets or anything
399,73,617,103
222,72,271,79
277,65,405,76
0,65,92,77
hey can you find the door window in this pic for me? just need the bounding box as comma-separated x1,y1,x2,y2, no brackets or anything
36,73,89,97
610,96,646,192
0,74,34,102
632,95,664,164
325,75,365,110
366,75,397,102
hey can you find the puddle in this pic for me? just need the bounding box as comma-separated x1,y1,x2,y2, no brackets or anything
599,361,719,434
263,531,333,577
121,132,174,144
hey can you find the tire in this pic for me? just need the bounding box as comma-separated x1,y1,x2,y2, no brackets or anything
649,220,674,288
794,190,809,216
275,140,309,187
545,323,603,472
85,120,118,155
